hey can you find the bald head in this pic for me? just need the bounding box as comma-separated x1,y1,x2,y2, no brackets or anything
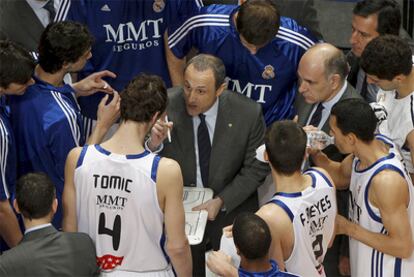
302,43,349,80
298,43,349,104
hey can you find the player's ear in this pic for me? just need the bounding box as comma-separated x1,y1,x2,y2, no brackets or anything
264,150,269,162
13,199,21,214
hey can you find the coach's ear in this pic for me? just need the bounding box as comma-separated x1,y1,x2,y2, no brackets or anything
52,198,58,214
239,0,246,5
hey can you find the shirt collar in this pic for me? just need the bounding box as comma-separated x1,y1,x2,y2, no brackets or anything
33,75,75,95
26,0,49,11
229,6,241,38
25,223,52,235
322,81,347,110
200,97,219,119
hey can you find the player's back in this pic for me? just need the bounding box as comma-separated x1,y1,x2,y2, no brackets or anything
268,168,336,277
74,144,172,275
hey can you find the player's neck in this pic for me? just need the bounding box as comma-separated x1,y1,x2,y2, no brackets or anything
396,70,414,97
240,256,272,274
34,65,65,87
272,170,310,193
354,139,389,170
101,121,147,154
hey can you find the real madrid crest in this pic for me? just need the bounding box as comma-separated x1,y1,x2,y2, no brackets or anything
262,65,275,80
153,0,165,13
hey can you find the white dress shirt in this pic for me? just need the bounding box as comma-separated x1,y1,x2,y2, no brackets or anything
24,223,52,235
306,82,348,129
192,99,219,188
26,0,58,27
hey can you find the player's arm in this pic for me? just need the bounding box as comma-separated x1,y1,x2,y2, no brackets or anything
157,158,192,277
0,199,22,248
164,31,186,86
256,204,292,271
311,150,353,189
336,170,414,258
62,147,82,232
86,91,120,145
405,130,414,181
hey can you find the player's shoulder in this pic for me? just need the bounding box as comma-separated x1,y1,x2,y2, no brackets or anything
201,4,235,16
157,156,182,175
257,201,293,227
371,165,408,190
66,146,85,167
306,167,335,188
169,4,233,43
275,16,317,51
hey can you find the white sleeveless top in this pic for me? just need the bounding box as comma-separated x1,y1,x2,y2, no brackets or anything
268,168,337,277
349,142,414,277
74,145,172,275
377,88,414,173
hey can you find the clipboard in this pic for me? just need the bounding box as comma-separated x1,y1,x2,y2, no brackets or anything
183,187,213,245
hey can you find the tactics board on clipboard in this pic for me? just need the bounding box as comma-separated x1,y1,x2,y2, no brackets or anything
183,187,213,245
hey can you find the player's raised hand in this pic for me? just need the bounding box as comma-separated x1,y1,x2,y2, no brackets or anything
148,116,173,151
96,91,120,130
72,70,117,97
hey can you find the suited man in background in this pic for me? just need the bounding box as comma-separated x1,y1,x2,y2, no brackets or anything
149,54,269,276
0,0,57,52
296,43,362,144
0,173,98,276
347,0,413,103
295,43,362,277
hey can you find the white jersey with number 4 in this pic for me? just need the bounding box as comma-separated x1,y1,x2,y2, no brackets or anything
349,144,414,277
74,144,173,276
268,168,337,277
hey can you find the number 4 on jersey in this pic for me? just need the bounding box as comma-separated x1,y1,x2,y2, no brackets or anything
98,212,121,251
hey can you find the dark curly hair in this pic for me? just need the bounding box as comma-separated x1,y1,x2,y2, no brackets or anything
38,21,94,73
120,73,168,123
360,35,413,80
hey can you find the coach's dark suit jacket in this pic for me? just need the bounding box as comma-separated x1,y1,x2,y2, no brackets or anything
295,82,361,162
0,0,45,52
0,225,98,276
162,88,269,239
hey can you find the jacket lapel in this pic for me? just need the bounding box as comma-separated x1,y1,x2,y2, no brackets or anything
173,91,197,186
209,92,232,188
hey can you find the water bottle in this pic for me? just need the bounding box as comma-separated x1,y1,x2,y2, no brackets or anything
307,130,334,150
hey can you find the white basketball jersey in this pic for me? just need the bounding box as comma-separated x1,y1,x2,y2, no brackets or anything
349,145,414,277
74,145,172,275
268,168,337,277
377,89,414,173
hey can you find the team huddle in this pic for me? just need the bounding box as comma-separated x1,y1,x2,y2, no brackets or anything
0,0,413,276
